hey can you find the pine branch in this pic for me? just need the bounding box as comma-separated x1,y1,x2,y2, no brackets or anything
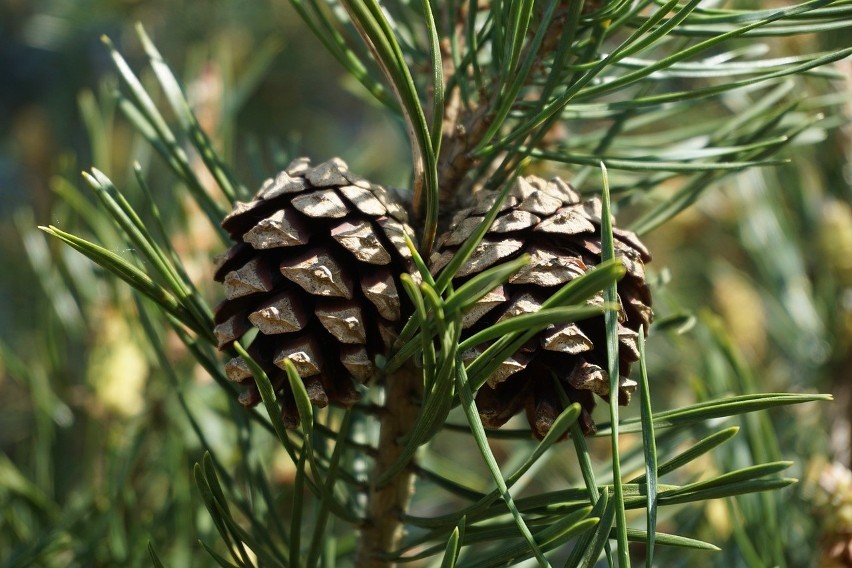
24,3,852,566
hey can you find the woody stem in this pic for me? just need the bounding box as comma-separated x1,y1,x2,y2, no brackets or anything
356,363,422,568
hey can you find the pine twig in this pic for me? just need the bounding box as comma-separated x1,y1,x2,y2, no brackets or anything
436,2,574,213
356,362,423,567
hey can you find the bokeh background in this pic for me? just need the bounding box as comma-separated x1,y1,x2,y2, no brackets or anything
1,1,850,566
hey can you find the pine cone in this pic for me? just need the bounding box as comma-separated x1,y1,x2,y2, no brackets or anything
430,176,652,437
213,157,415,427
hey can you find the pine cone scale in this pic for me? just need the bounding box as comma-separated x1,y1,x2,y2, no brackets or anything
247,290,311,334
213,315,250,349
290,189,350,218
360,269,402,321
337,184,389,216
273,336,323,377
541,323,593,354
316,299,368,344
243,208,310,249
279,248,355,299
223,256,278,299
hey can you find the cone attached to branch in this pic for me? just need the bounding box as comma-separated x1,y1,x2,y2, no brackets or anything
430,175,653,437
213,157,416,427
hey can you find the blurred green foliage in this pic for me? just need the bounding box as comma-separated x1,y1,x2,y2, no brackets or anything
1,0,850,566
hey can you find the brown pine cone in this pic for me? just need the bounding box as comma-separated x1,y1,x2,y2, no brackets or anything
213,157,416,427
430,175,652,437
